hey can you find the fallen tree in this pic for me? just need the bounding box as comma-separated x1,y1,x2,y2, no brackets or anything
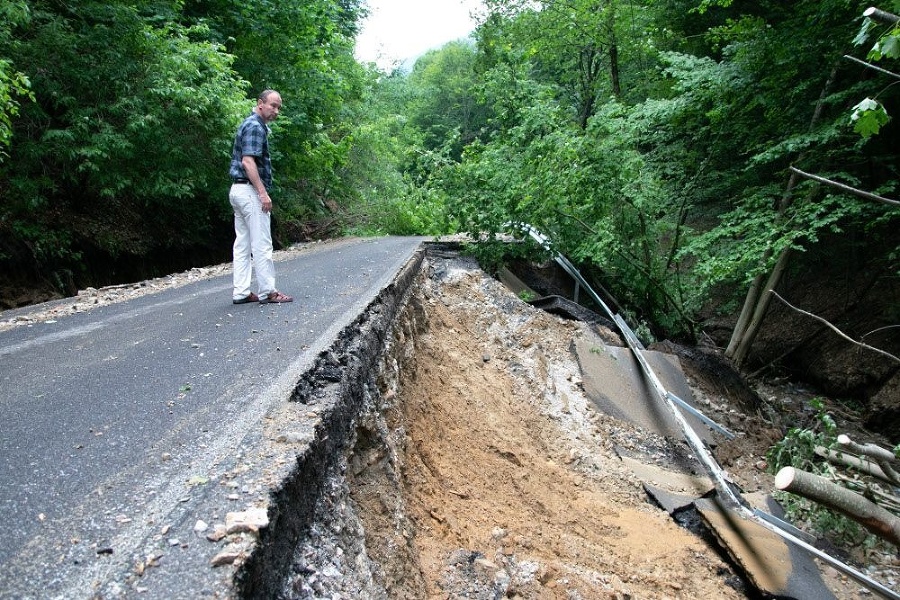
838,434,900,486
775,466,900,546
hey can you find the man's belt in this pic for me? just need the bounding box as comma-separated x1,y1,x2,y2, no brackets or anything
233,178,250,184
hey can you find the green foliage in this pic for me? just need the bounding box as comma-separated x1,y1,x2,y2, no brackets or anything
850,97,891,139
406,42,488,158
0,0,367,290
766,398,877,546
0,59,31,159
766,398,836,472
0,0,32,159
849,8,899,139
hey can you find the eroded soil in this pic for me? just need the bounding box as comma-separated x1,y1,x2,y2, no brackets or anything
4,243,896,598
380,262,742,597
323,256,897,599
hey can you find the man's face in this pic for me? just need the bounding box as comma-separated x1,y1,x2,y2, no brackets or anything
257,93,282,123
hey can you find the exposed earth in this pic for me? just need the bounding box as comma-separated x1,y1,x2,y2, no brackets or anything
281,252,896,599
1,240,897,599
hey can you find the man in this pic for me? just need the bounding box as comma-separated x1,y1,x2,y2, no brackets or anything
228,89,293,304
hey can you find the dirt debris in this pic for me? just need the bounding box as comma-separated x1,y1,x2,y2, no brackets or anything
5,240,894,598
281,257,750,599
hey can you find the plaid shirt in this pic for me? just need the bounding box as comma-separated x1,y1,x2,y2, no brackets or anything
229,112,272,189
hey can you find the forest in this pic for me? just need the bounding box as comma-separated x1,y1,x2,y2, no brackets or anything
1,1,898,382
1,0,900,565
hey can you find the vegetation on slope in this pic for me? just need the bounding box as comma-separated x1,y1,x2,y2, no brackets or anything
1,0,897,385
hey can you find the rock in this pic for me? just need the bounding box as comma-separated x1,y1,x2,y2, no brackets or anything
225,508,269,534
194,520,209,533
865,372,900,444
206,524,228,542
275,431,309,444
210,550,242,567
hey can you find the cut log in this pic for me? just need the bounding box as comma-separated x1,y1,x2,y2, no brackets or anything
775,467,900,546
863,6,900,24
838,434,900,485
815,446,893,484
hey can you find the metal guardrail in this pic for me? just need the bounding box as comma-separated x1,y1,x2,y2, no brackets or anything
512,223,900,600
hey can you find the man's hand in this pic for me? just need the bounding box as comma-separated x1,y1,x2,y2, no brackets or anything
259,190,273,213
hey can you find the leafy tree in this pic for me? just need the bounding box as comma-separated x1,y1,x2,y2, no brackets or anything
413,0,898,347
0,1,248,291
406,41,489,159
479,0,658,127
0,0,368,297
0,0,32,160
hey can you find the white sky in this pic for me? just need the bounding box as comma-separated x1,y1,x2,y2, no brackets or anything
355,0,484,70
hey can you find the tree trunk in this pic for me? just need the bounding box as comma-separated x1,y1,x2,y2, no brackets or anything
775,467,900,546
725,267,768,359
730,246,792,367
609,42,621,98
725,65,840,366
577,45,601,129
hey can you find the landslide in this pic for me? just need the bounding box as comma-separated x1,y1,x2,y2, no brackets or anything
279,252,897,599
506,231,900,445
1,241,897,598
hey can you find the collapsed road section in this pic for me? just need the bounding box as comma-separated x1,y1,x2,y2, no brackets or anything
232,243,426,597
0,236,427,600
231,245,872,599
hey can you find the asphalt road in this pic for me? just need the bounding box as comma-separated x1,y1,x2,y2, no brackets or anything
0,236,424,598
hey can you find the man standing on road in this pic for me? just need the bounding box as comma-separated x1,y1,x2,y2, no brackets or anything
229,89,293,305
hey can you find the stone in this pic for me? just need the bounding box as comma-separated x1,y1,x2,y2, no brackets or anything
210,550,241,567
225,508,269,534
206,524,227,542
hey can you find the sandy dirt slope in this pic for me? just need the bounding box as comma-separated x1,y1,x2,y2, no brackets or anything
339,255,898,600
342,259,747,599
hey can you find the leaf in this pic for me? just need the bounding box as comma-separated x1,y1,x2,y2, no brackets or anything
852,18,875,47
879,32,900,59
850,98,890,138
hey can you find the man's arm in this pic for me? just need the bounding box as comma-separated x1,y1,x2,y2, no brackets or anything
241,155,272,213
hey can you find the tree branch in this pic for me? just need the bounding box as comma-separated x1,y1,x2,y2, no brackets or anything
789,166,900,207
770,291,900,364
843,54,900,81
863,6,900,24
838,434,900,485
816,446,895,485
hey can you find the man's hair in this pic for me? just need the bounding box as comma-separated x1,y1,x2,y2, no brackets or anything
258,89,279,102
